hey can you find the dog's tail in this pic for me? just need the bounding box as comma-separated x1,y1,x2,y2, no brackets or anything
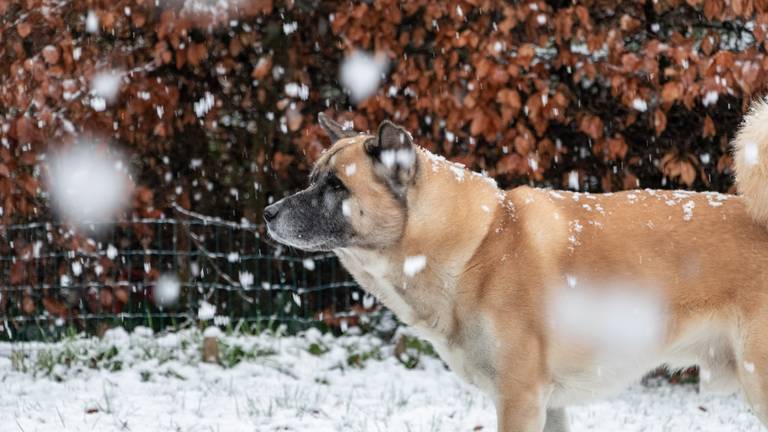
733,97,768,227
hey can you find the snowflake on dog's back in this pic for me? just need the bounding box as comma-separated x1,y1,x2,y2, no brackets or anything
478,173,498,188
595,203,606,215
521,192,536,206
495,194,517,220
423,148,499,187
424,150,443,173
549,190,565,200
423,150,463,181
652,190,733,215
588,219,604,229
571,219,584,233
704,192,730,208
568,219,584,252
682,200,695,221
673,190,696,199
449,165,465,181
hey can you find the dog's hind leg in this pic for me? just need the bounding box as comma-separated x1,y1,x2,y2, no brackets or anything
736,313,768,426
543,408,569,432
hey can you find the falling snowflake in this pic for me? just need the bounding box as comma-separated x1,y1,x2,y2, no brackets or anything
302,258,316,271
85,10,99,33
90,71,123,103
339,51,388,103
194,92,215,117
239,271,254,289
198,301,216,320
548,278,666,358
154,274,181,307
47,143,130,225
568,171,580,190
703,91,719,107
403,255,427,277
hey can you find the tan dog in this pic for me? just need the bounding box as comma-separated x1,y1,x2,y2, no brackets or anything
264,99,768,431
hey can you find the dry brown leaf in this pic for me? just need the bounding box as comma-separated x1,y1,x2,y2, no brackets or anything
17,22,31,38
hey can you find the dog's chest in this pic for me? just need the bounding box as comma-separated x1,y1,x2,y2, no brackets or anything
336,248,498,395
335,249,418,324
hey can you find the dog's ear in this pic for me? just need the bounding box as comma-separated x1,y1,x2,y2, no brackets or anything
318,113,357,143
365,120,417,196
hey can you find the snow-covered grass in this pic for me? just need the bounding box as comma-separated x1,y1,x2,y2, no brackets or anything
1,327,764,431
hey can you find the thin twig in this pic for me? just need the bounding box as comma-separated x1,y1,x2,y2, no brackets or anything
182,225,255,304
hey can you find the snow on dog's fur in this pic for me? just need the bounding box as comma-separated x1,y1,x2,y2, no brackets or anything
265,100,768,432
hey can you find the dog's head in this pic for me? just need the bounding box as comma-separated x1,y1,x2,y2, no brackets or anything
264,114,418,251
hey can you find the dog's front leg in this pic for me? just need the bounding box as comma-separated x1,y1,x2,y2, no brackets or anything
495,390,547,432
494,335,552,432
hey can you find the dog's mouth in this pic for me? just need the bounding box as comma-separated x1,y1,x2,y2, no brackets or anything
265,224,334,252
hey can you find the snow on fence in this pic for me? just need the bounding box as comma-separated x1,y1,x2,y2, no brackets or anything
0,210,375,341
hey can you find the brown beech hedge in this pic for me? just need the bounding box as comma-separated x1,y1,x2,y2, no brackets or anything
1,0,768,224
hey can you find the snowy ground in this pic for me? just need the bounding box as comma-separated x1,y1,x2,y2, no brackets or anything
0,327,763,432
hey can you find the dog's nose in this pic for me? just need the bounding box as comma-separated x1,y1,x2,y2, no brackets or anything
263,204,279,222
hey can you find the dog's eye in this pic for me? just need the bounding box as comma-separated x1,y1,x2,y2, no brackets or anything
327,175,346,192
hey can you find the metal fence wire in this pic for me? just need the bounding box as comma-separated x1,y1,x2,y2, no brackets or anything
0,210,378,341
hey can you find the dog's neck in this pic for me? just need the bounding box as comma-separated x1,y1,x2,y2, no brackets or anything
335,149,502,338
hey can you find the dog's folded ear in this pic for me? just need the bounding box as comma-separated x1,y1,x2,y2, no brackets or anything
365,120,417,197
318,113,357,143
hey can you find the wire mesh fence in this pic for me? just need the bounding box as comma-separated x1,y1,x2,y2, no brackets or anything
0,209,379,341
